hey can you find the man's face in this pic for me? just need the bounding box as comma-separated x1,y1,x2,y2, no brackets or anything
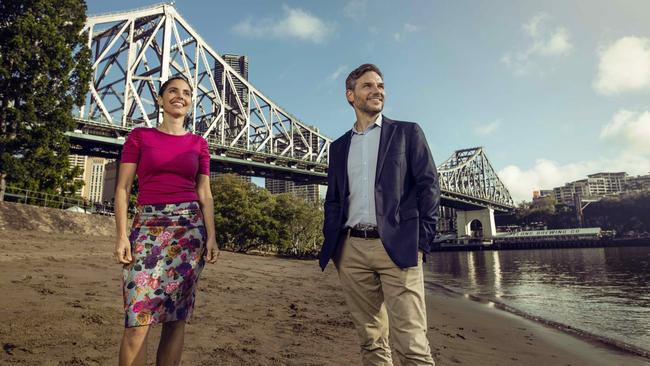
347,71,384,115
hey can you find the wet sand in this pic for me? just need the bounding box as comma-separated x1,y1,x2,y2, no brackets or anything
0,203,648,365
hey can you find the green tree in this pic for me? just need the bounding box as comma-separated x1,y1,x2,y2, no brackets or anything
503,191,650,233
212,174,280,253
0,0,91,199
584,191,650,236
211,174,325,256
512,196,556,227
272,194,323,258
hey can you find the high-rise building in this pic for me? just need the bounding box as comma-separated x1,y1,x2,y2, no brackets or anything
437,206,455,233
85,157,107,202
622,173,650,192
215,54,249,147
553,179,589,205
551,172,629,205
532,189,553,200
102,160,119,203
68,154,87,197
215,54,249,109
586,172,627,196
69,154,111,202
210,172,252,184
540,189,553,197
265,178,320,203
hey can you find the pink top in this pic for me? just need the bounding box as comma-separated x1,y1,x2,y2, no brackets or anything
120,128,210,205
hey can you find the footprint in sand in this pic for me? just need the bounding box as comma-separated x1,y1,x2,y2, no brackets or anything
37,287,55,295
10,275,32,284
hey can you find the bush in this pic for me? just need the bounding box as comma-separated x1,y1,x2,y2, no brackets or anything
212,174,323,257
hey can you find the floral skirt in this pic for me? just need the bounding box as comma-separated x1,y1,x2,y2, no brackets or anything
123,201,206,327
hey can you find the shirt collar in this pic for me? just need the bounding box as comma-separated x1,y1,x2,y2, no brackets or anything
351,114,383,135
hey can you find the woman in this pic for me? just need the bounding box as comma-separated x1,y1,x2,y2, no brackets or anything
113,75,218,366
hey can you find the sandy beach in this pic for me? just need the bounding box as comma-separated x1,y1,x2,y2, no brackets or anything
0,202,648,365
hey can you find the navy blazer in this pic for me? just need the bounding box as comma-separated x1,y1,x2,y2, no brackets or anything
319,116,440,270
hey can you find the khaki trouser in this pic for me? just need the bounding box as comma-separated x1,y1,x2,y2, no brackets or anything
335,233,435,366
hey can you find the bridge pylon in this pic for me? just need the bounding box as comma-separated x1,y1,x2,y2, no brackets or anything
455,208,497,241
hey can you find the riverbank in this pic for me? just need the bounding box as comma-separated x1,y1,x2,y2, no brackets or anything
434,236,650,251
425,284,649,366
1,226,648,365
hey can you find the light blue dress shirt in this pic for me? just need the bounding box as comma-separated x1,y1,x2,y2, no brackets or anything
345,114,382,228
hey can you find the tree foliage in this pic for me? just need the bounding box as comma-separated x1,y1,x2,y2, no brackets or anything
272,193,323,257
0,0,91,196
501,191,650,235
211,174,323,257
514,195,557,225
584,191,650,236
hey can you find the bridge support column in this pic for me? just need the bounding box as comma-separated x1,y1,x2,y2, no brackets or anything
456,208,496,240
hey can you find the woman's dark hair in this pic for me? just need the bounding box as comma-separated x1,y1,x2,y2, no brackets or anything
158,74,193,128
158,74,193,96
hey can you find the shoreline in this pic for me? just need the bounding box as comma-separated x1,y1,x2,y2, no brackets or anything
1,228,649,365
425,281,650,361
434,237,650,252
424,283,650,366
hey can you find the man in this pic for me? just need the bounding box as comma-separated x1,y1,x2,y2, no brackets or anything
320,64,439,366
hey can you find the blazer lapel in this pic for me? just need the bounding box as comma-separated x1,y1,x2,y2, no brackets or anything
375,116,396,183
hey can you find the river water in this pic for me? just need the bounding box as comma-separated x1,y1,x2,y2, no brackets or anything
424,245,650,354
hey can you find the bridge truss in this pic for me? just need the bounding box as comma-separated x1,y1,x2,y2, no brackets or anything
76,3,330,181
437,147,514,212
74,4,514,210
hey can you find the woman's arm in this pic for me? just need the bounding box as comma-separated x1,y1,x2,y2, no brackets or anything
114,163,137,264
196,174,218,263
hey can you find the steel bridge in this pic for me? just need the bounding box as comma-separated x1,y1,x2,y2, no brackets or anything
72,4,514,231
75,3,329,183
438,147,513,212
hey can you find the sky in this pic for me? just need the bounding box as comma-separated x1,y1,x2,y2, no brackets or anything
85,0,650,202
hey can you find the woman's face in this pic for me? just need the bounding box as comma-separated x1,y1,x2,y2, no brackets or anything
158,78,192,118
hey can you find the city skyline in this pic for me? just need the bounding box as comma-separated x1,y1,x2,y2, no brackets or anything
85,0,650,202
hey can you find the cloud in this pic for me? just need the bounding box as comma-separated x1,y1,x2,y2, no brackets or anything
538,28,572,56
522,13,547,37
232,6,334,43
474,120,501,136
594,37,650,95
600,110,650,154
343,0,367,19
498,154,650,202
394,23,422,42
498,109,650,202
499,159,597,202
329,65,348,81
502,13,573,75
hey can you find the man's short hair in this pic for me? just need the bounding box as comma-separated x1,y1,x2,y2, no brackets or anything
345,63,383,91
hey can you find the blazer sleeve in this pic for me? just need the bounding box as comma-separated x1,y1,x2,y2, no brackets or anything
409,123,440,249
323,143,342,236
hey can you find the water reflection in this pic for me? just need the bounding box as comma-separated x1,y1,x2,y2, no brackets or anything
467,251,476,289
492,251,502,299
424,245,650,351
